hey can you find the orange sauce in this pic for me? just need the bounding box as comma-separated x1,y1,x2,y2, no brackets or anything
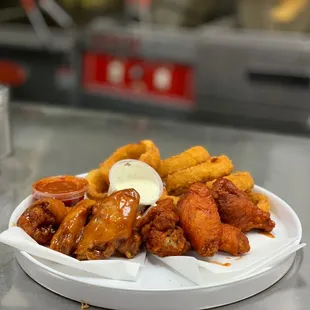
35,177,82,194
209,260,231,267
32,175,88,207
258,231,275,238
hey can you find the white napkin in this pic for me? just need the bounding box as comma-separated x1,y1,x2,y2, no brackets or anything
0,227,146,281
153,239,306,285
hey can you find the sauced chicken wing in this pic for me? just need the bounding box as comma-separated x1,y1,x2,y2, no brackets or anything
17,198,67,245
220,224,250,256
212,178,275,232
75,189,140,260
50,200,96,255
138,198,190,257
177,183,222,257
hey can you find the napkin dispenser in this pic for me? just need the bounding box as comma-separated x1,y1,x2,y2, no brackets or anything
0,85,12,160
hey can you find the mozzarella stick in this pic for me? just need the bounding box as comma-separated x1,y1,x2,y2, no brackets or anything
206,171,254,192
159,146,210,178
166,155,233,195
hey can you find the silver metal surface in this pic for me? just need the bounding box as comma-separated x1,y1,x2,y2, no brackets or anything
196,17,310,125
0,24,73,51
0,86,12,160
0,103,309,310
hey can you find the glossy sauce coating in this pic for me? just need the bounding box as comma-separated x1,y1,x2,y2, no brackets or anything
50,199,96,255
75,189,140,260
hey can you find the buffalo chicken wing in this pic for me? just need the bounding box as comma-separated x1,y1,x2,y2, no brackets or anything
138,198,190,257
50,199,96,255
17,198,67,246
75,189,140,260
212,178,275,232
177,183,222,257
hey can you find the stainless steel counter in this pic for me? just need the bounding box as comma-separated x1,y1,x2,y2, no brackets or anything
0,104,309,310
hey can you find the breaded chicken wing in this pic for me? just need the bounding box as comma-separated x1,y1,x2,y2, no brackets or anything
75,189,140,260
177,183,222,257
212,178,275,232
139,198,190,257
50,199,96,255
143,227,190,257
17,198,67,245
220,224,250,256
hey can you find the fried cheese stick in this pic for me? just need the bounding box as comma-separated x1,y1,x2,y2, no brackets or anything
166,155,233,195
159,146,210,178
248,192,271,213
206,171,254,192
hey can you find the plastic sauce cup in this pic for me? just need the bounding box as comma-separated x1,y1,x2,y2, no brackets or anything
32,175,89,207
108,159,163,206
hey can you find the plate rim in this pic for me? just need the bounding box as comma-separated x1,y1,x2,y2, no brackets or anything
9,180,302,292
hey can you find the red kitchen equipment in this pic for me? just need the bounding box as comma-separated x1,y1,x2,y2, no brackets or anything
77,18,197,111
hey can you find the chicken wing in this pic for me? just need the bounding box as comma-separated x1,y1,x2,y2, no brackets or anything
50,199,96,255
75,189,140,260
212,178,275,232
117,231,142,259
138,198,190,257
17,198,67,245
220,224,250,256
143,227,190,257
177,183,222,257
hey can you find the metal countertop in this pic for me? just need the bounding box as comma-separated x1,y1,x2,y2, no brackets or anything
0,104,309,310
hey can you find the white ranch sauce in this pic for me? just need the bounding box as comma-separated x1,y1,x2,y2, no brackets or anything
115,179,159,205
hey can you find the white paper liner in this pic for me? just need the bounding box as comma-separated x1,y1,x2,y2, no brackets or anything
153,240,305,286
0,227,146,281
151,214,305,285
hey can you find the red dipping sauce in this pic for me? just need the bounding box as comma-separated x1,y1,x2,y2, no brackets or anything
32,175,89,207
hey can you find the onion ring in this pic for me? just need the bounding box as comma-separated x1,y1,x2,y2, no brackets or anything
86,169,108,201
139,140,161,171
159,146,210,178
158,188,180,206
166,155,233,195
99,140,161,182
158,187,168,201
206,171,254,192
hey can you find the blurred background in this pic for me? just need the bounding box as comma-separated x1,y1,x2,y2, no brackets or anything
1,4,310,309
2,0,310,133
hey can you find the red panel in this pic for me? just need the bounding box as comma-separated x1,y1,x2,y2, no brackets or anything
82,53,195,108
20,0,36,12
0,60,27,86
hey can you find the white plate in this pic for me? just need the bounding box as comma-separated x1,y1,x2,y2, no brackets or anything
9,179,302,310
